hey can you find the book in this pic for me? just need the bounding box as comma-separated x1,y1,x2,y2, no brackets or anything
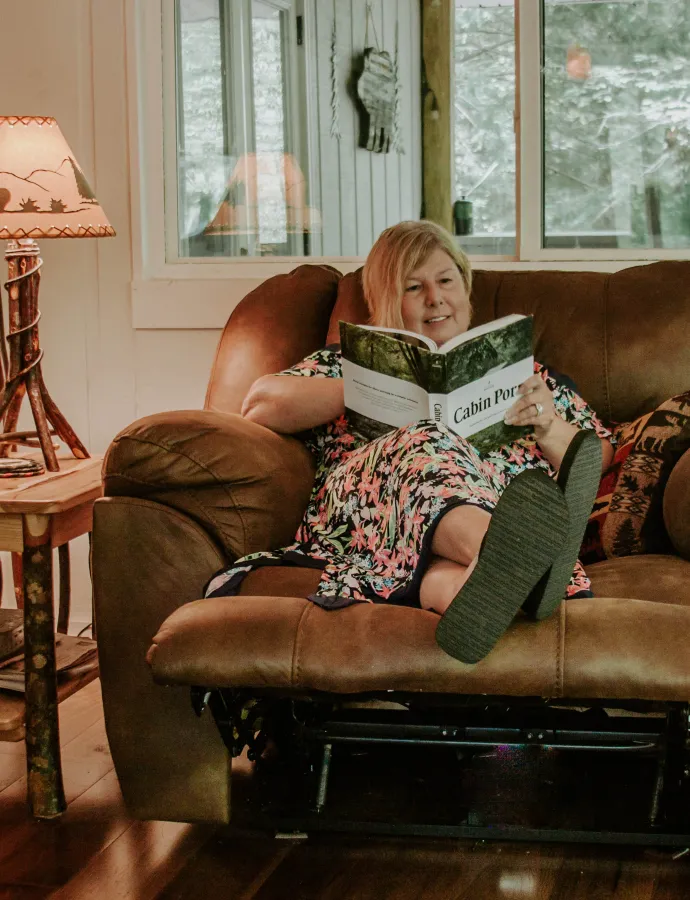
0,634,97,693
339,315,534,453
0,609,23,662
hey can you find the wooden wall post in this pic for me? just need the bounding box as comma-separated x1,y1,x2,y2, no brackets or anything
422,0,453,232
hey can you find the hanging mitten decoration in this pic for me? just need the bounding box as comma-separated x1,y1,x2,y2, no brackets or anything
356,48,396,153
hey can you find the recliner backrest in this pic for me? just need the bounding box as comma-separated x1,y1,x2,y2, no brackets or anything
207,260,690,424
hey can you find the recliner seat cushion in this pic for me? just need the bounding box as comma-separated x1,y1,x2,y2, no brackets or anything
148,589,690,701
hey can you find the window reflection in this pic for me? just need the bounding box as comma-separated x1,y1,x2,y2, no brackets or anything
200,151,321,256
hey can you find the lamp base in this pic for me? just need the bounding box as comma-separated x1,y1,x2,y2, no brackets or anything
0,457,44,478
0,241,89,472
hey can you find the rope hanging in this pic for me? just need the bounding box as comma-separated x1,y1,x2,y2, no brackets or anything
364,1,381,50
330,17,341,141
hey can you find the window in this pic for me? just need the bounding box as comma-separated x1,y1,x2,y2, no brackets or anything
452,0,690,257
543,0,690,250
175,0,315,258
454,0,516,256
130,0,689,293
168,0,421,262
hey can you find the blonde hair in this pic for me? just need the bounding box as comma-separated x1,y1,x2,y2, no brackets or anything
362,220,472,329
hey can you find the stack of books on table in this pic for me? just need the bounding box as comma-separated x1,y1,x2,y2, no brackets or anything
0,610,97,693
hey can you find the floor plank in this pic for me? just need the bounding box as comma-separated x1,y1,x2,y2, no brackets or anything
49,821,215,900
0,682,689,899
157,835,294,900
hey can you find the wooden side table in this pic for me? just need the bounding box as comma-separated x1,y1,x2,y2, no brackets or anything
0,455,103,818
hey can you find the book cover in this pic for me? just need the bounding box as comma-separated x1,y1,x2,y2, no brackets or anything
339,316,534,453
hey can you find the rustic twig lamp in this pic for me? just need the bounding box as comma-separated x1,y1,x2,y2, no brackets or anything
0,116,115,474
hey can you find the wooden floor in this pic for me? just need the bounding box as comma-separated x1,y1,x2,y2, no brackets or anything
0,681,689,899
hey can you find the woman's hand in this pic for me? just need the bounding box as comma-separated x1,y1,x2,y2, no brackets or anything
504,374,614,473
504,374,557,440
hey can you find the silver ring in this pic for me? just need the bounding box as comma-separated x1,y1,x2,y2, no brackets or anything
534,402,544,418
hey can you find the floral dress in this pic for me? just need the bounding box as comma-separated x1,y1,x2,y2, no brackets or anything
205,348,614,609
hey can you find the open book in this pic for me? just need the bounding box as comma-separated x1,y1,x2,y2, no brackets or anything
339,315,534,453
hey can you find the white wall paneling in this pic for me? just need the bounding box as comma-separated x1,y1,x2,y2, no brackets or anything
315,0,421,257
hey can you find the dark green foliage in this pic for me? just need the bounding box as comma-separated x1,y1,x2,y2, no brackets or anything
339,323,432,388
445,317,532,392
471,420,526,455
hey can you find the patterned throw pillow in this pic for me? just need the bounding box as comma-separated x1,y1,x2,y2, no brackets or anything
580,391,690,563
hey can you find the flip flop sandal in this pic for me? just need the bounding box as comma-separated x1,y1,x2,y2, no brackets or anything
522,429,603,622
435,469,569,664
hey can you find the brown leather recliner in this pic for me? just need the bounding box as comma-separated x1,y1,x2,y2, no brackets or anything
93,262,690,831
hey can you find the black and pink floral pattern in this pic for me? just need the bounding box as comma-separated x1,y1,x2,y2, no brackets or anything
205,348,613,608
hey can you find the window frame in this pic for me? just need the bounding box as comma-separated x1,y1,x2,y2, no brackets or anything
127,0,363,286
125,0,689,330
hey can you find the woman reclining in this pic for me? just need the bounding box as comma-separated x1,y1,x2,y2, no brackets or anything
206,220,615,664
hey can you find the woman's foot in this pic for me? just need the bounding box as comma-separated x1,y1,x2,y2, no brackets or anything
435,469,569,664
522,429,602,621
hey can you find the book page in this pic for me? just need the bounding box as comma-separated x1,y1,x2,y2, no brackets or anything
0,635,97,675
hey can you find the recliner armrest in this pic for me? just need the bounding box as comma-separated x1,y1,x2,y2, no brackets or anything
103,410,316,560
664,447,690,561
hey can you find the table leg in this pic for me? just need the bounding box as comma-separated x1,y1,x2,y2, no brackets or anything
57,544,71,635
22,514,65,818
12,552,23,608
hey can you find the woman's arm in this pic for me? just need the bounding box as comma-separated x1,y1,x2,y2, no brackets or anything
505,374,614,473
241,374,345,434
532,414,614,473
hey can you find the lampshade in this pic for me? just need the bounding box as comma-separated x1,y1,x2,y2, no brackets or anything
0,116,115,240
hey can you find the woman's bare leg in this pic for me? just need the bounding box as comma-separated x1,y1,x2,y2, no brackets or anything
420,555,479,615
430,504,491,567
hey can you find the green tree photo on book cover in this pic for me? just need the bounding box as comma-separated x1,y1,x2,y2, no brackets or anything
339,327,433,390
339,318,534,452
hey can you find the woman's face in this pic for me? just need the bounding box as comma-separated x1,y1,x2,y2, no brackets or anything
400,248,471,346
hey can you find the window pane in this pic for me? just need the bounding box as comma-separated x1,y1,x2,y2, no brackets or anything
543,0,690,250
171,2,423,259
251,2,289,247
175,0,318,258
175,0,228,257
454,0,516,256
